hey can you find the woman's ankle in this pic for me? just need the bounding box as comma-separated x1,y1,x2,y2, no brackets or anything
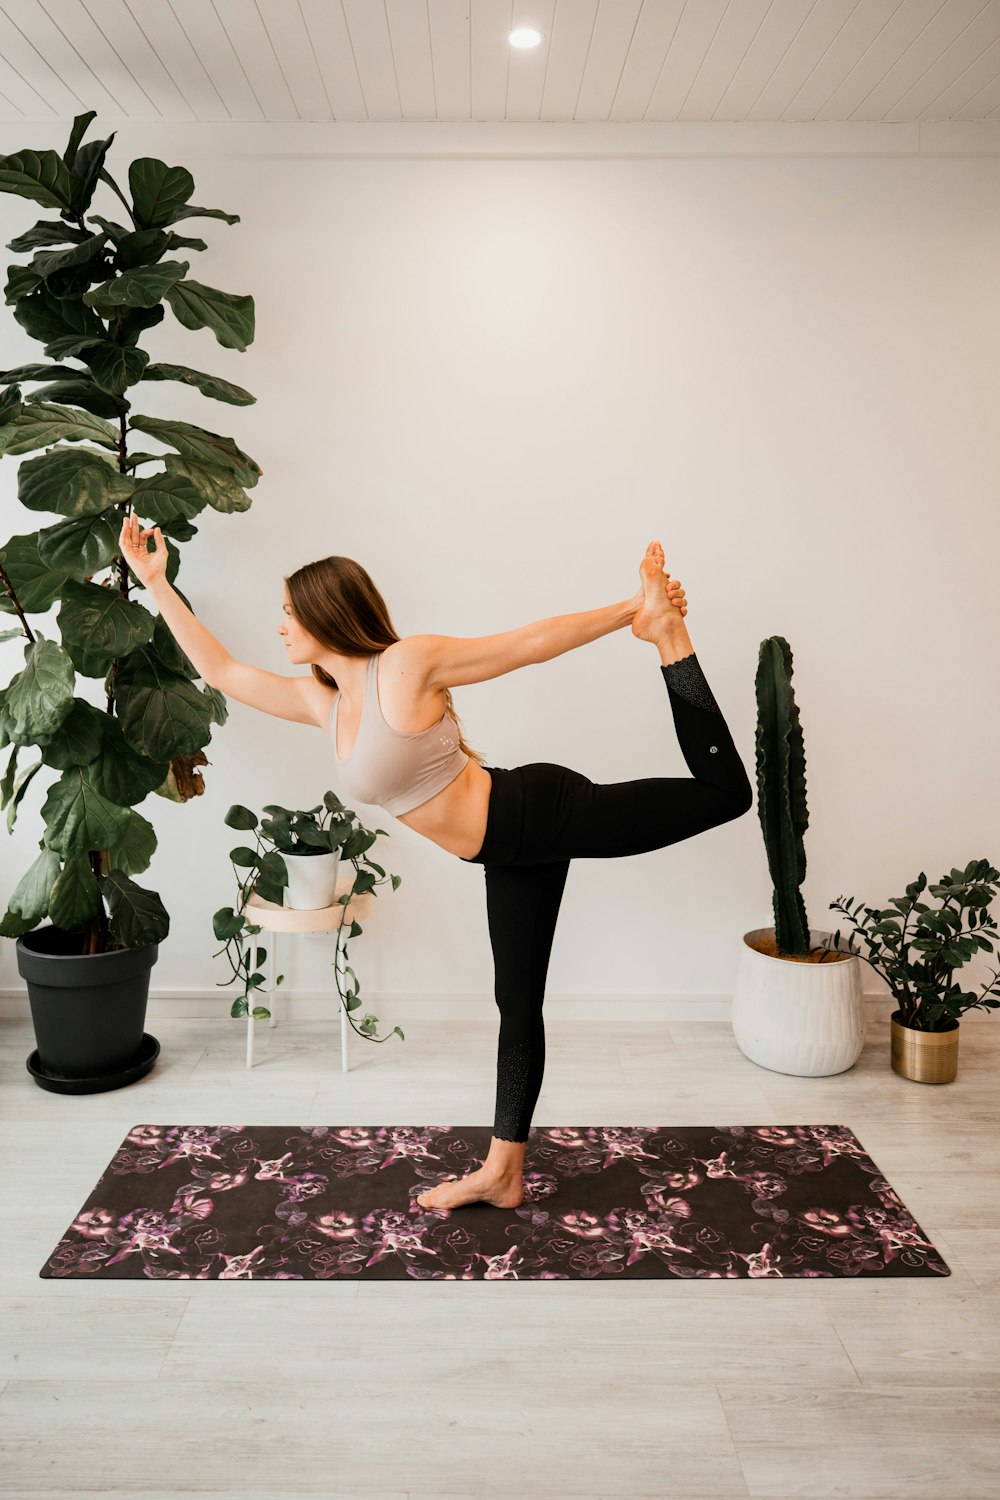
656,624,695,666
485,1136,527,1177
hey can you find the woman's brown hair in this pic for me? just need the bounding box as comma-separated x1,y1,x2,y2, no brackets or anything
285,555,486,767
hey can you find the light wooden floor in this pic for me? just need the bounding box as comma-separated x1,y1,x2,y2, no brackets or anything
2,1007,998,1499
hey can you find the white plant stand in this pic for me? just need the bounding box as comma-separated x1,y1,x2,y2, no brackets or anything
242,875,376,1070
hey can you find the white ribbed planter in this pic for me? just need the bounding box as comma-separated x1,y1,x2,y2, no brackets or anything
731,926,865,1076
280,848,342,910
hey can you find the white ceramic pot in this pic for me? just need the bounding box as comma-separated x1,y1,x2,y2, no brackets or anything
280,848,342,910
731,926,865,1076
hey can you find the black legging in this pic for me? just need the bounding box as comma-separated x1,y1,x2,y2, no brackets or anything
459,651,754,1143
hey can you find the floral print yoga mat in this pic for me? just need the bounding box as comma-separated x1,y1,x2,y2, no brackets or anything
39,1123,950,1281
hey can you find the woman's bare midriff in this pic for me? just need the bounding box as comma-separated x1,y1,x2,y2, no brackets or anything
396,758,493,859
316,647,493,860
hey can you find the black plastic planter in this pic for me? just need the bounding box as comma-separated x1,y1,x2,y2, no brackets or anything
16,925,160,1094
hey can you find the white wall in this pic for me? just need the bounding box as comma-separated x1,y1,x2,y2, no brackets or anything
3,139,999,1009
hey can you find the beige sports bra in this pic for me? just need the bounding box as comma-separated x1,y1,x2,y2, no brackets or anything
329,652,470,815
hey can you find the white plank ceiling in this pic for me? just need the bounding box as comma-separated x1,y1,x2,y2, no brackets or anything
0,0,999,126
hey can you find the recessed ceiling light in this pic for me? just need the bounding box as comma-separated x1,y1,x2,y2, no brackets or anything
509,28,543,49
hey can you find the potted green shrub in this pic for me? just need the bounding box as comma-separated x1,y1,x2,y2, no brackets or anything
214,797,405,1044
826,861,1000,1083
731,636,863,1076
0,110,259,1092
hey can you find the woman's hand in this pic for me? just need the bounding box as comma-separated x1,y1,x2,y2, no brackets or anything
628,571,687,617
119,511,169,588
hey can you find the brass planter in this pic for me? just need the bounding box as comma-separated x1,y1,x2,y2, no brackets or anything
890,1010,959,1083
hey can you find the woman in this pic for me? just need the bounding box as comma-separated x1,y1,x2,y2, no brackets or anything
120,516,753,1213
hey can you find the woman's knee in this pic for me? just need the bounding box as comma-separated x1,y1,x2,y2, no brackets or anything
721,775,753,819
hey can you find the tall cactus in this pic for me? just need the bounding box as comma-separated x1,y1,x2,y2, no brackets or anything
755,637,811,956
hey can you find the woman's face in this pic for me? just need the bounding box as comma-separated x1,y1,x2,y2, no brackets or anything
278,591,317,665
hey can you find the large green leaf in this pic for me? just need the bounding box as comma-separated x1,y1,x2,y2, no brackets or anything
83,258,189,315
158,206,238,229
0,383,21,423
89,221,211,258
0,533,74,615
0,150,75,211
0,739,19,804
85,215,132,245
0,399,118,456
39,763,132,856
117,303,164,346
37,511,121,578
57,579,156,665
25,379,125,420
0,360,90,382
5,847,62,924
12,283,106,358
28,232,111,281
92,714,169,804
69,133,117,219
159,454,252,513
48,855,102,928
134,186,239,226
111,227,170,270
129,159,194,230
130,463,205,523
65,641,118,681
17,445,133,515
113,650,216,758
5,754,43,832
46,259,118,301
63,111,98,172
4,264,42,303
164,278,254,351
165,232,208,253
0,908,37,939
34,697,104,770
105,806,157,875
87,219,211,255
101,867,169,946
151,608,198,680
127,413,260,487
140,362,255,406
82,340,149,396
5,633,75,738
201,683,229,727
7,221,91,253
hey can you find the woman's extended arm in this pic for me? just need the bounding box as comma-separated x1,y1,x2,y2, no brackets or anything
147,574,232,686
532,599,636,664
119,514,232,686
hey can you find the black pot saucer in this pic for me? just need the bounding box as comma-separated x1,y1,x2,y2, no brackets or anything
26,1032,160,1095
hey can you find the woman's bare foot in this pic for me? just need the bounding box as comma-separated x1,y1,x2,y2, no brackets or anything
632,540,687,643
415,1165,524,1211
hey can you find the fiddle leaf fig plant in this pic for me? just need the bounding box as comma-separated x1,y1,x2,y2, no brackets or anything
213,793,405,1044
0,110,259,956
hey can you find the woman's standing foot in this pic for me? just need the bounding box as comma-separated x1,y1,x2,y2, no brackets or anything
415,1135,526,1210
415,1164,524,1211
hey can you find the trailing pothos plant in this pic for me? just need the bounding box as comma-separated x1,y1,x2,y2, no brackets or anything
214,798,405,1044
0,110,259,955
